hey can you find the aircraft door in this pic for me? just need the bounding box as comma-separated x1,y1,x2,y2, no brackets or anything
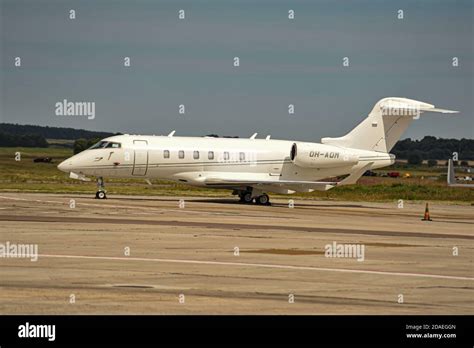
132,140,148,176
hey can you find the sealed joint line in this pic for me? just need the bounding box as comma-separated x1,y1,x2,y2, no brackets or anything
39,254,474,281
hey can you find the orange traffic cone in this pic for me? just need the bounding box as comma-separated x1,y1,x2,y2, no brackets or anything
421,202,432,221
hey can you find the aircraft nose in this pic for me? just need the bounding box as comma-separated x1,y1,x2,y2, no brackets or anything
57,160,71,172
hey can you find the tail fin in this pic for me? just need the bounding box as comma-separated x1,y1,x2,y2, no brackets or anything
322,97,458,152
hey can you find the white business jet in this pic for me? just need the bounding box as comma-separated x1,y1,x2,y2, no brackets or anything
58,97,457,204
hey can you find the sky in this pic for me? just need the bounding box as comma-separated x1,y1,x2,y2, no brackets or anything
1,0,473,141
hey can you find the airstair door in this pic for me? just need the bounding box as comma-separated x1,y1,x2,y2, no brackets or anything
132,140,148,176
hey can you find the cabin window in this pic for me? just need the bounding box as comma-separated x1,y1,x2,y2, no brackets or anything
179,150,185,159
239,152,245,161
208,151,214,160
193,151,199,159
224,152,229,160
163,150,170,159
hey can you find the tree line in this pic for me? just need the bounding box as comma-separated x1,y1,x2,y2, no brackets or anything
392,136,474,164
0,132,49,147
0,123,114,141
0,124,472,162
73,138,101,154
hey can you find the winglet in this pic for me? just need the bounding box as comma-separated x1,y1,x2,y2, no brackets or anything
337,162,374,186
168,130,176,137
250,133,258,139
265,135,271,140
447,159,456,185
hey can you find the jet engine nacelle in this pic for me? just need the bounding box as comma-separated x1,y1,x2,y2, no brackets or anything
290,142,359,169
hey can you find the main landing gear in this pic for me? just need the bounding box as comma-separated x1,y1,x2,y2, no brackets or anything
240,191,254,204
256,193,269,205
237,189,270,205
95,177,107,199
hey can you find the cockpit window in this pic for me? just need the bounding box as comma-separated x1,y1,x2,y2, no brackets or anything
89,141,121,149
89,141,107,149
106,142,121,148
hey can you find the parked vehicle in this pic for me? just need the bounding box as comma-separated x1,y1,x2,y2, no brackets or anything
33,157,53,163
363,170,377,177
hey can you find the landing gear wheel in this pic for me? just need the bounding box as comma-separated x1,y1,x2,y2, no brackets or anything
242,192,254,204
95,191,107,199
256,194,270,205
95,177,107,199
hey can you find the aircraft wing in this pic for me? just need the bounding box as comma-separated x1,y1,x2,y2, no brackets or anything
336,162,373,185
203,175,337,191
172,171,334,192
174,163,373,193
197,164,372,192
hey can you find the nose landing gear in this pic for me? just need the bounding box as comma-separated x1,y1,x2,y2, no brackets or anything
95,177,107,199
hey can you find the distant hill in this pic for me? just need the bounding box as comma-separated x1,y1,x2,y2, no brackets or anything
0,123,115,140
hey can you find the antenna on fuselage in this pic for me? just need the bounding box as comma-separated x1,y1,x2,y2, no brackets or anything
250,133,258,139
168,130,176,137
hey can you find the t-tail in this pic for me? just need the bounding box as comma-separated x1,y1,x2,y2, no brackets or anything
321,97,458,153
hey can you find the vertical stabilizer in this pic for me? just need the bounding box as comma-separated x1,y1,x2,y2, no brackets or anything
321,98,458,152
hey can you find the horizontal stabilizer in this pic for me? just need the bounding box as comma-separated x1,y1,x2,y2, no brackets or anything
428,108,458,114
